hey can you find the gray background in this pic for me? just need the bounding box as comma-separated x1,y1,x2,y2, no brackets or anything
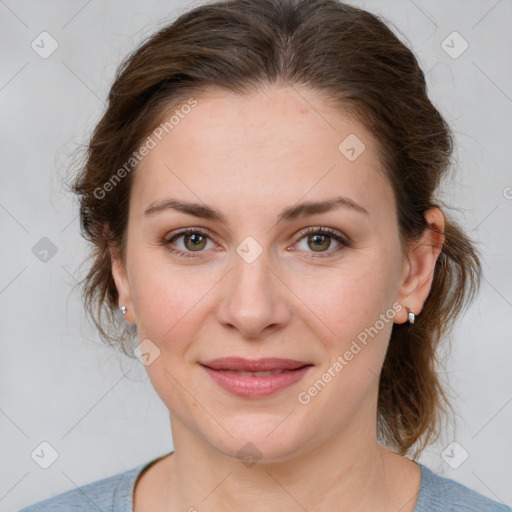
1,0,511,510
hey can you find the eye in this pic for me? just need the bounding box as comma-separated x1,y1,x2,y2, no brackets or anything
161,226,349,260
292,227,349,259
162,228,217,258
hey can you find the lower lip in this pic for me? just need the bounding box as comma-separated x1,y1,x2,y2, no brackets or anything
201,365,312,398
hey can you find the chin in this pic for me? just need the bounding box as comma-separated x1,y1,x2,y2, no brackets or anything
206,416,313,465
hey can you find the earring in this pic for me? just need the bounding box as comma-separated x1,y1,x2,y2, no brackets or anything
120,305,127,316
408,311,415,325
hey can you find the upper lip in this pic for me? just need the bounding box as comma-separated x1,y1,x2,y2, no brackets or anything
201,357,312,371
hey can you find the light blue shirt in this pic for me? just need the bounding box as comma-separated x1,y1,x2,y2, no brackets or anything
18,454,510,511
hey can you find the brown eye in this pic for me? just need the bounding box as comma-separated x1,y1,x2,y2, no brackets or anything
294,227,349,259
183,232,207,251
307,233,332,252
163,228,215,258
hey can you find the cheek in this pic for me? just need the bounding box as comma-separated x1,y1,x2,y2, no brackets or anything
128,253,213,352
291,256,397,348
294,263,397,416
128,258,208,412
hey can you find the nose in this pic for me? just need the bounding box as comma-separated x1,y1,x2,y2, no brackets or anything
216,249,292,339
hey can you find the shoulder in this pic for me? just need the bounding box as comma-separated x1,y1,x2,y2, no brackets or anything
416,463,511,512
17,462,146,512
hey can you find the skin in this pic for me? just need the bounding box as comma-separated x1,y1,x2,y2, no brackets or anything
111,85,444,512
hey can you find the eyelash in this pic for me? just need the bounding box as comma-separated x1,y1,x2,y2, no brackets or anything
161,226,349,260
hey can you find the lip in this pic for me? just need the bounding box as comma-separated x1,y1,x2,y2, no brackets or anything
201,357,311,372
200,358,313,398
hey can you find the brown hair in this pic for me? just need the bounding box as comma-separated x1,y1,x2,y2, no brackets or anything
69,0,481,457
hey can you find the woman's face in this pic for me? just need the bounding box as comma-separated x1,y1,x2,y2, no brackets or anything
113,85,415,462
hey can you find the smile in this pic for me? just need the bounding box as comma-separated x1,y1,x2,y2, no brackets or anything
200,358,313,398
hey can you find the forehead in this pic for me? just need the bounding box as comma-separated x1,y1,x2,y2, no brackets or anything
130,86,393,221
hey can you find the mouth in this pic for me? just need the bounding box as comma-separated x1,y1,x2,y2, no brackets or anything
200,357,313,398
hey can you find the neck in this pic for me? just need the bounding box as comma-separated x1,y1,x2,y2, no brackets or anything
161,414,412,512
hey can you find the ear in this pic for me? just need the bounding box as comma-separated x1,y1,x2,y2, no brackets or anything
394,208,445,324
108,236,136,324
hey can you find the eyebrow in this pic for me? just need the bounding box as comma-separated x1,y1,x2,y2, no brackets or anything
143,196,369,223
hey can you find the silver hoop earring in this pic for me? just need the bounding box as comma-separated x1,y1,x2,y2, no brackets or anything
120,305,127,315
408,311,415,324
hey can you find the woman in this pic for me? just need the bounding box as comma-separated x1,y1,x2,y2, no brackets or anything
19,0,510,511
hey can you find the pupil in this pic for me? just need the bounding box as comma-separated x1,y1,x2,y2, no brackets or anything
186,233,205,250
310,234,330,251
